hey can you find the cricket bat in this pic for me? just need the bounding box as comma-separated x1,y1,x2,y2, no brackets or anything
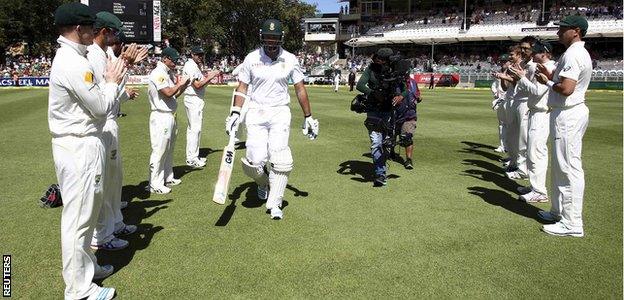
212,132,237,204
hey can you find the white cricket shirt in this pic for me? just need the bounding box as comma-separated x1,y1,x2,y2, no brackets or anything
518,59,556,111
148,61,177,112
238,47,305,107
548,41,593,108
48,36,119,137
182,59,205,98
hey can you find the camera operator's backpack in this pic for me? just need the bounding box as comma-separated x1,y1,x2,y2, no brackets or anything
39,184,63,208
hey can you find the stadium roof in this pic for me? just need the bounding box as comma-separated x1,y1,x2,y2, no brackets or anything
346,19,623,47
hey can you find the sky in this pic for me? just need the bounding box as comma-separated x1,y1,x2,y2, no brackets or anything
302,0,345,13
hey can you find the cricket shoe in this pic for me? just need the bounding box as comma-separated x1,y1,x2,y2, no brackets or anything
502,160,511,168
93,264,114,280
86,287,116,300
494,146,506,153
91,237,129,251
186,159,206,169
404,158,414,170
517,186,532,194
542,222,584,237
165,178,182,186
199,157,207,163
93,265,115,280
270,207,283,220
537,211,560,222
148,185,171,194
120,201,128,210
373,175,387,187
520,190,549,203
257,185,269,201
114,224,137,237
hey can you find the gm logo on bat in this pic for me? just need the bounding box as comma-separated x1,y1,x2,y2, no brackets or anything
225,151,233,164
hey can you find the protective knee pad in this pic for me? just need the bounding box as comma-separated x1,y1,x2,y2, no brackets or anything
398,133,413,147
269,147,293,173
241,157,268,186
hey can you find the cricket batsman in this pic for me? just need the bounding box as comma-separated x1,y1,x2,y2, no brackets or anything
225,19,319,220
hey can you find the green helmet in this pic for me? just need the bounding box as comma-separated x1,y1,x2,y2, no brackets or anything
259,19,284,56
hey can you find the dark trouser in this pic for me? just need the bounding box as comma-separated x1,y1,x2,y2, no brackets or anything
366,111,392,177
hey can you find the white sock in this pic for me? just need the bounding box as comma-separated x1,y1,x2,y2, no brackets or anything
267,170,288,209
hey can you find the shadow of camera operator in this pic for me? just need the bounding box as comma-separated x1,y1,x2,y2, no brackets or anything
337,159,400,183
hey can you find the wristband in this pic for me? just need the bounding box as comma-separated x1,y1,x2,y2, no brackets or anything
547,81,555,88
304,114,311,118
230,106,241,115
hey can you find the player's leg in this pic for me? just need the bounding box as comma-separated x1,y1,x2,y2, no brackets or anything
558,105,588,229
53,136,106,299
505,100,520,170
109,125,135,237
496,104,507,152
523,110,549,202
515,101,529,177
266,106,293,219
243,108,270,200
148,112,170,193
400,120,416,170
164,114,179,185
92,124,128,250
184,96,204,166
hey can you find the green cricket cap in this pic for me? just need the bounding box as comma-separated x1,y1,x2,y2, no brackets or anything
54,2,96,26
190,46,205,54
555,15,588,37
531,40,551,53
95,11,122,31
162,47,180,60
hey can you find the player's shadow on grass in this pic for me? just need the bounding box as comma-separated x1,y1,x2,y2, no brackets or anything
337,160,400,183
467,187,550,224
214,182,308,226
459,141,503,162
462,168,520,194
199,147,222,160
461,141,496,150
94,199,170,280
122,181,150,202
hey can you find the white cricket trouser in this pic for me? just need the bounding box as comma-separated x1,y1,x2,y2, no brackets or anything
496,103,506,149
334,76,340,91
526,110,549,195
149,111,177,188
516,101,529,175
245,105,291,209
52,135,104,299
93,120,125,245
184,95,204,162
549,103,589,229
506,99,518,166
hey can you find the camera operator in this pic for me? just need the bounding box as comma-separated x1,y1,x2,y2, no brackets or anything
355,48,408,187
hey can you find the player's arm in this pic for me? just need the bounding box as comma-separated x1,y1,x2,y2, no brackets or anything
193,70,221,89
536,60,579,97
294,81,312,116
356,67,372,94
232,82,248,108
159,75,190,98
69,58,125,119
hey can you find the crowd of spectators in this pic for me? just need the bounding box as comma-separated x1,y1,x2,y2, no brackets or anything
1,55,52,78
363,1,622,35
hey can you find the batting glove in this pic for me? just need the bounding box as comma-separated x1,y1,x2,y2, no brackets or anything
225,107,241,136
302,115,319,140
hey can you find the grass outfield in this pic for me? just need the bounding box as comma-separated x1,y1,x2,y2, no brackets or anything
0,86,621,298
